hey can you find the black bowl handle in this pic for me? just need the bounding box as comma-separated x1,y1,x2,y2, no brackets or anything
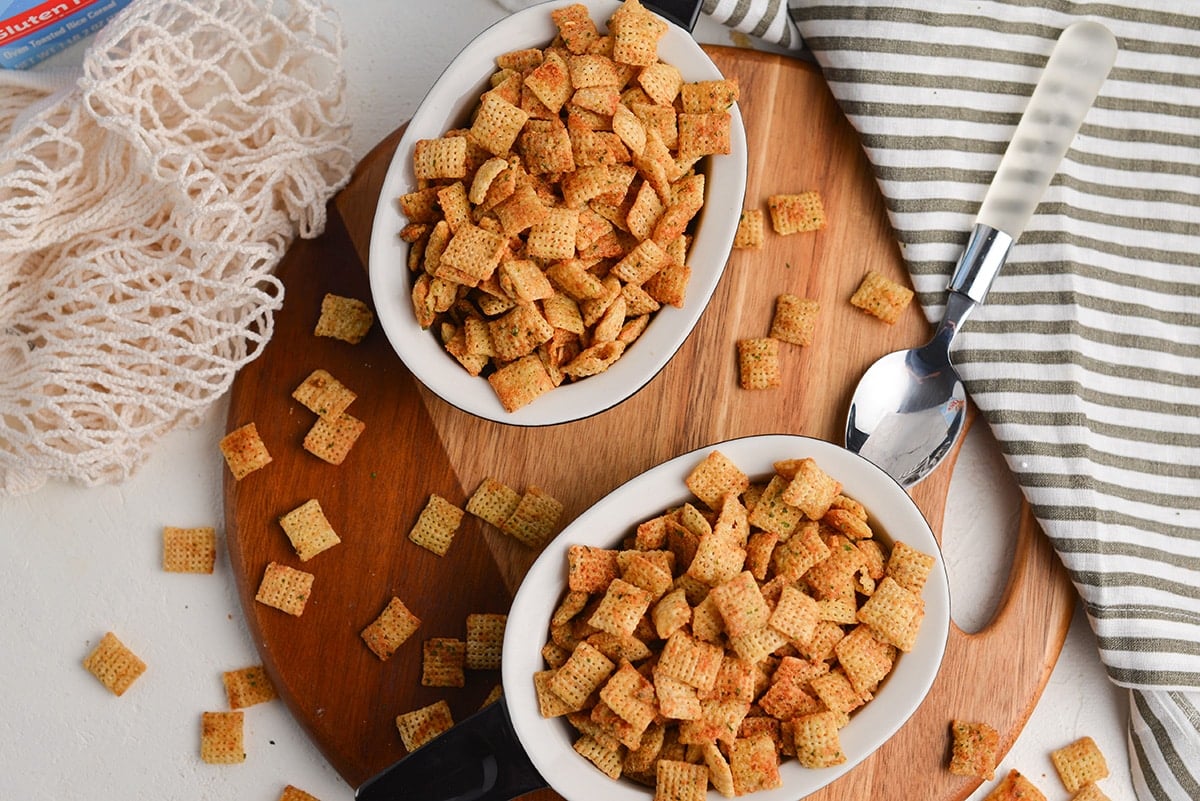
355,699,547,801
645,0,703,32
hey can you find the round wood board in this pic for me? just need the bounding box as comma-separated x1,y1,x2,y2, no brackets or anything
223,47,1075,799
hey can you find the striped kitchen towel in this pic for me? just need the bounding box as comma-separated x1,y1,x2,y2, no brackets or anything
494,0,1200,798
720,2,1200,800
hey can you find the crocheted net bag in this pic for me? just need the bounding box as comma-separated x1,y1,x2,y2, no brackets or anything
0,0,354,494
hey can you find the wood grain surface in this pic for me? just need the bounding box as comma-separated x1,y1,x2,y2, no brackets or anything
223,47,1076,799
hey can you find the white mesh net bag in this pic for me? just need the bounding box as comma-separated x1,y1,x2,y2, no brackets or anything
0,0,354,495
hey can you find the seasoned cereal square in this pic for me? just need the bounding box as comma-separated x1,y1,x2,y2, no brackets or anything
466,613,507,670
302,412,365,466
770,294,820,347
949,720,1000,780
278,499,341,562
466,477,522,528
278,786,320,801
850,270,914,325
412,136,468,181
254,562,314,617
685,449,750,511
422,637,467,687
162,526,217,574
200,710,245,764
731,733,783,794
767,191,826,234
781,457,841,520
409,494,465,557
278,787,320,801
396,700,454,752
588,578,654,637
1051,736,1110,794
488,354,555,412
984,770,1048,801
737,337,782,390
501,485,564,548
654,759,708,801
886,540,938,594
82,631,146,697
533,669,575,717
223,664,276,710
314,293,374,344
856,576,924,652
361,596,421,661
219,422,272,480
733,208,764,249
291,369,356,420
791,710,846,768
1071,785,1112,801
469,93,530,156
548,641,616,711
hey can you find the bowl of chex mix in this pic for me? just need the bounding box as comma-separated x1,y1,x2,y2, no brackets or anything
368,0,747,425
500,434,950,801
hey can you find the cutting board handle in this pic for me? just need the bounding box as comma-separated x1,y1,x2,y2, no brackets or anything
355,700,547,801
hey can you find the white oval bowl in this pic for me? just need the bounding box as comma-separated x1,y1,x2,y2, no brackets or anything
368,0,747,426
502,434,951,801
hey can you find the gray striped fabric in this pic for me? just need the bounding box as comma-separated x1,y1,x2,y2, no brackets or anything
499,0,1200,797
712,1,1200,799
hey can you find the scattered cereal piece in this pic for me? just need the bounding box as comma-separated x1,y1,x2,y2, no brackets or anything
302,411,365,466
396,700,454,752
278,499,341,562
501,486,564,548
254,561,314,617
314,293,374,344
849,269,914,325
223,665,276,709
1051,736,1110,794
82,632,146,697
1071,784,1112,801
409,494,465,557
200,710,245,764
984,769,1048,801
465,477,522,528
731,208,764,249
422,638,467,687
767,191,826,234
291,369,356,419
162,526,217,574
466,613,508,670
737,337,782,390
278,786,320,801
949,720,1000,780
770,294,820,347
219,422,272,480
360,597,421,661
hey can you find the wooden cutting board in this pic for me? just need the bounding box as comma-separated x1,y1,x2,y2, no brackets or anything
223,46,1076,800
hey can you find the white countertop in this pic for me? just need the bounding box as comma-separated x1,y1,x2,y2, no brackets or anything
0,2,1134,800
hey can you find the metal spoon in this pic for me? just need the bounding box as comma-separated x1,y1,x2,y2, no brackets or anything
844,20,1117,488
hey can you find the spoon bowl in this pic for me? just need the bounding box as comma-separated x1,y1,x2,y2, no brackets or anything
845,21,1117,486
846,341,967,489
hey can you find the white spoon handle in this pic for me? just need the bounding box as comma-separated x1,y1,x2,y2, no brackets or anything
975,20,1117,239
